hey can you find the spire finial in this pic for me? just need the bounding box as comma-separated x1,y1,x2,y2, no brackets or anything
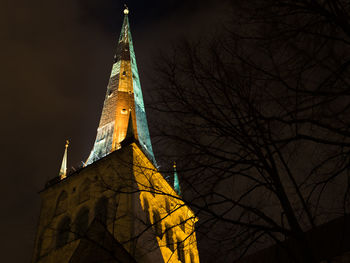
59,140,69,180
124,4,129,15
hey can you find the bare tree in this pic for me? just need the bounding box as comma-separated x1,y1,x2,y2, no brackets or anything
149,0,350,262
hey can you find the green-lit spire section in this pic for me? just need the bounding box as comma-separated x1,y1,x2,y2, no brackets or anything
59,140,69,180
173,162,181,195
86,7,156,165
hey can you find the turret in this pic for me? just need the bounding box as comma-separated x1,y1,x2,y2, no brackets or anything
173,161,181,195
59,140,69,180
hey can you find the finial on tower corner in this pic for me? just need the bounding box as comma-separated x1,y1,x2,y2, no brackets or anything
173,161,181,195
59,140,69,180
124,4,129,15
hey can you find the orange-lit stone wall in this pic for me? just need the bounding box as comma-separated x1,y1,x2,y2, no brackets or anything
32,144,200,263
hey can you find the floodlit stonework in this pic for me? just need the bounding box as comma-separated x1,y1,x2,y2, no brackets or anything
32,7,200,263
32,143,199,263
86,6,155,165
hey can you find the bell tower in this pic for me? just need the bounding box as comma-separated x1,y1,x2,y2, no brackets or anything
31,7,200,263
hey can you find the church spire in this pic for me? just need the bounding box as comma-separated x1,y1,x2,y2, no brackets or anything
59,140,69,180
173,162,181,195
86,7,156,165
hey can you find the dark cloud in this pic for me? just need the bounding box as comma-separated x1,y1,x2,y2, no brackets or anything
0,0,231,261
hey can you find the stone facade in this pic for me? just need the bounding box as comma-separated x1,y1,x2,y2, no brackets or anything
32,143,200,263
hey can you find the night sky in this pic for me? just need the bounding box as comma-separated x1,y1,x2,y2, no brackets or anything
1,0,231,262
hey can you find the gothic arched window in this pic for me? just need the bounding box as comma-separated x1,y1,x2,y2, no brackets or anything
177,239,185,263
55,191,68,216
165,224,175,252
143,197,150,225
95,196,108,225
152,210,162,237
75,207,89,239
56,216,71,248
79,180,91,203
190,251,195,263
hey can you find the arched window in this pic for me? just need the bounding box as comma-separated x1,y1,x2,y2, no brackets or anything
143,197,150,225
190,251,195,263
165,224,174,252
95,196,108,225
79,180,90,203
75,207,89,239
56,216,71,248
177,239,185,263
152,210,162,237
55,191,68,216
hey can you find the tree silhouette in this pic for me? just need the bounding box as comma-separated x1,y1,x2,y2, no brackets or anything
149,0,350,262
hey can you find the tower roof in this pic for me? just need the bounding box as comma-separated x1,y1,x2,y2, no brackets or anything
86,8,156,166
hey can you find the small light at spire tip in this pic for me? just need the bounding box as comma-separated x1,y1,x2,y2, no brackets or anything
124,4,129,15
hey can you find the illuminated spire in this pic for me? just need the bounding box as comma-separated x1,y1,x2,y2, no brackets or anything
59,140,69,180
173,162,181,195
86,7,156,165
